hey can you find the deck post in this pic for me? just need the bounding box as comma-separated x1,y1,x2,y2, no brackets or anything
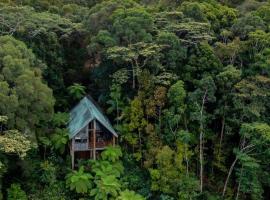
93,120,96,160
71,139,75,169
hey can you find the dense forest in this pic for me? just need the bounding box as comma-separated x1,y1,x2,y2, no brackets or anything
0,0,270,199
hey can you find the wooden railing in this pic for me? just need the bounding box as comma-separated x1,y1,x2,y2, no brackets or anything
89,139,113,149
74,140,113,151
74,142,88,151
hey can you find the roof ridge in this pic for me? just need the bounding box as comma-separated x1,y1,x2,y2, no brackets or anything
85,95,111,123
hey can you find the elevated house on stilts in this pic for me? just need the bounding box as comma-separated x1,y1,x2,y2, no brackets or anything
68,96,118,169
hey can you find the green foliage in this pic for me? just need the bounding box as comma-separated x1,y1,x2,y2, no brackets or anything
101,146,122,162
180,1,238,32
28,181,69,200
90,175,121,199
253,48,270,76
67,83,86,100
112,7,154,44
66,166,93,194
0,36,54,134
117,189,145,200
1,0,270,199
184,42,221,82
0,3,83,96
7,183,27,200
233,75,270,121
51,128,69,154
51,112,69,127
178,175,200,200
231,14,266,38
157,31,186,70
90,147,124,200
149,146,185,195
234,123,270,199
167,80,186,114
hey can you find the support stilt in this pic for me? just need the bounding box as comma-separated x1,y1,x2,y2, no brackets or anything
93,120,96,160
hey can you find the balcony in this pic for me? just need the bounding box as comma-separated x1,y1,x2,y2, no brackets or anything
73,140,113,151
74,142,89,151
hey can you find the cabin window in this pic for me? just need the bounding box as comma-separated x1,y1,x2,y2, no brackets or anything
75,137,87,143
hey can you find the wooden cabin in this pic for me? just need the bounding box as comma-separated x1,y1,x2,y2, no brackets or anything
68,96,118,169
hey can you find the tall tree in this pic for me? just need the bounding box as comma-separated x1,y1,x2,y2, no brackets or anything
0,36,54,137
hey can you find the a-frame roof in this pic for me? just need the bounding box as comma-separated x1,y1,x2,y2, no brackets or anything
68,96,118,139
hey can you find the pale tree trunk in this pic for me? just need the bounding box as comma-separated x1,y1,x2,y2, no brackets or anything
199,90,208,193
222,157,238,197
217,115,225,164
222,142,254,197
219,115,225,149
218,101,227,162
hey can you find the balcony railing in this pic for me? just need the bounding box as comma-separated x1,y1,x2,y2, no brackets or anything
74,142,88,151
74,140,113,151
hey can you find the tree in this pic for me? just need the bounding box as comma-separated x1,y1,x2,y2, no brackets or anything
233,75,270,122
0,130,32,159
188,75,217,193
117,189,145,200
183,42,222,83
163,80,187,144
0,116,32,200
128,97,147,162
111,7,154,44
107,69,128,125
107,42,162,89
7,184,27,200
84,0,139,35
215,38,243,66
90,146,123,199
0,36,54,135
0,4,82,95
67,83,86,100
180,1,237,32
90,175,121,200
253,48,270,76
231,14,266,39
51,128,69,154
214,66,241,167
101,146,123,163
66,166,93,194
222,123,270,199
156,31,186,70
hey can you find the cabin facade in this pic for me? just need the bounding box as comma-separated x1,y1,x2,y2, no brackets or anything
68,96,118,169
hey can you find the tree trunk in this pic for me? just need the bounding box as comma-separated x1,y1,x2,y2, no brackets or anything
222,157,238,197
199,90,208,193
217,115,225,164
223,142,254,197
